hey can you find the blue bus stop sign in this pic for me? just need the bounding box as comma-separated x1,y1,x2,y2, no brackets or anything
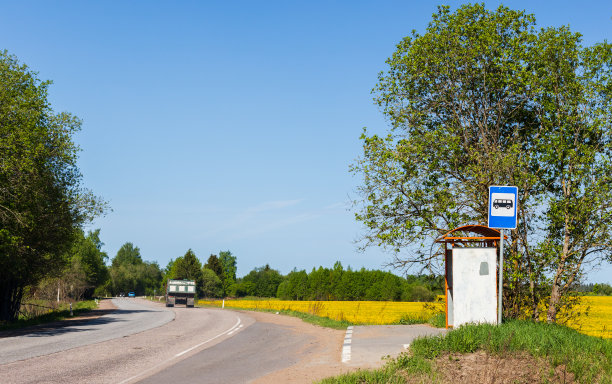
488,186,518,229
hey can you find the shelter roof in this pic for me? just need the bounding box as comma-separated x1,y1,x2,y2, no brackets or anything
435,225,506,243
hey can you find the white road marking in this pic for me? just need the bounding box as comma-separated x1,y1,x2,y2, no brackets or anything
403,343,410,349
118,315,242,384
175,317,242,357
227,324,244,335
341,326,353,363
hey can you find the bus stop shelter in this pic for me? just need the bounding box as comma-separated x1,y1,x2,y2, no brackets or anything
435,225,506,328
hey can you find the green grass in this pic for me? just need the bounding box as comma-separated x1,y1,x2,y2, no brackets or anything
0,300,98,331
397,312,446,328
319,320,612,383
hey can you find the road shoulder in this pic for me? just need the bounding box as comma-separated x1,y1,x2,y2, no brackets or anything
243,310,358,384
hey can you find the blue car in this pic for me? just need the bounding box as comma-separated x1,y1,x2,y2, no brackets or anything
128,292,136,297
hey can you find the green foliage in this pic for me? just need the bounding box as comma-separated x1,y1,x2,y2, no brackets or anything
167,249,204,297
37,229,111,301
239,264,283,297
353,3,612,323
112,243,143,268
170,249,203,280
219,250,237,296
576,283,612,296
109,243,161,296
0,51,106,321
201,268,223,298
204,254,223,279
273,262,441,302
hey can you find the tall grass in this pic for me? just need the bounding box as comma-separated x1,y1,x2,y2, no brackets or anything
320,320,612,383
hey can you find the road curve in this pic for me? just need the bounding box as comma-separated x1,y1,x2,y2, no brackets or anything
0,299,253,384
0,298,174,364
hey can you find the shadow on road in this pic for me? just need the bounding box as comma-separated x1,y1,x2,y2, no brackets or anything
0,307,158,339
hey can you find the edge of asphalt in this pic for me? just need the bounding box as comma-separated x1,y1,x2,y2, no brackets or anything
0,298,118,338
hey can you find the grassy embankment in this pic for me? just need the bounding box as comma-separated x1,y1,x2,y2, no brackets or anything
0,300,98,331
319,320,612,383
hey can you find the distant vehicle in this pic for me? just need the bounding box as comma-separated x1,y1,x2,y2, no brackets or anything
128,292,136,297
493,199,513,209
166,279,195,307
118,292,124,297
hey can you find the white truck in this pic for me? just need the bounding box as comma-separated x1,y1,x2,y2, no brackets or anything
165,279,196,307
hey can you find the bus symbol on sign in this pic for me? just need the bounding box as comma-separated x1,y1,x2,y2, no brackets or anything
493,199,513,209
488,186,518,229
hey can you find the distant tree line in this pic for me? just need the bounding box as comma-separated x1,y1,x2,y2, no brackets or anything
236,262,444,302
24,231,611,311
575,283,612,296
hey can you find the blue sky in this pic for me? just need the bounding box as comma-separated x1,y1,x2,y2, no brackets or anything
1,1,611,283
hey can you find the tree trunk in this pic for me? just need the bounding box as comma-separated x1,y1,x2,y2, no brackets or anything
547,279,562,323
0,278,23,322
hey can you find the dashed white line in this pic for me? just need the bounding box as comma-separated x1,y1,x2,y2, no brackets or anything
341,326,353,363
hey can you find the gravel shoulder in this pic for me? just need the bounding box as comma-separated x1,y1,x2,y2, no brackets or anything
243,310,359,384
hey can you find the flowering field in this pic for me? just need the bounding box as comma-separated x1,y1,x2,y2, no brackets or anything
566,296,612,339
198,299,442,325
200,296,612,339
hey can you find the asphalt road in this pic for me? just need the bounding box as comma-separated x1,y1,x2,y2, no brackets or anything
139,321,313,384
0,298,449,383
346,324,447,367
0,298,174,364
0,299,252,383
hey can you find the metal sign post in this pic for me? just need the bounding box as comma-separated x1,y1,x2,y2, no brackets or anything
488,186,518,325
498,229,504,325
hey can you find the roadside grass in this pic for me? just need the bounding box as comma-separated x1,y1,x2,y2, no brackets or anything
0,300,98,331
397,312,446,328
319,320,612,384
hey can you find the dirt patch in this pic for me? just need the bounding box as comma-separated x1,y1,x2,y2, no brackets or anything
64,298,117,321
404,351,575,384
240,310,359,384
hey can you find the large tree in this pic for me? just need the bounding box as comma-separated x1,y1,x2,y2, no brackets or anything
0,51,105,322
170,249,203,290
353,4,612,322
204,254,223,279
219,250,237,296
110,243,161,296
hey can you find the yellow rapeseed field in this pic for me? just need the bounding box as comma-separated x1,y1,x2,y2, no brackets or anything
200,296,612,339
199,299,442,325
566,295,612,339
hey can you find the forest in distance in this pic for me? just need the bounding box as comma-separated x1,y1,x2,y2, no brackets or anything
27,228,612,306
